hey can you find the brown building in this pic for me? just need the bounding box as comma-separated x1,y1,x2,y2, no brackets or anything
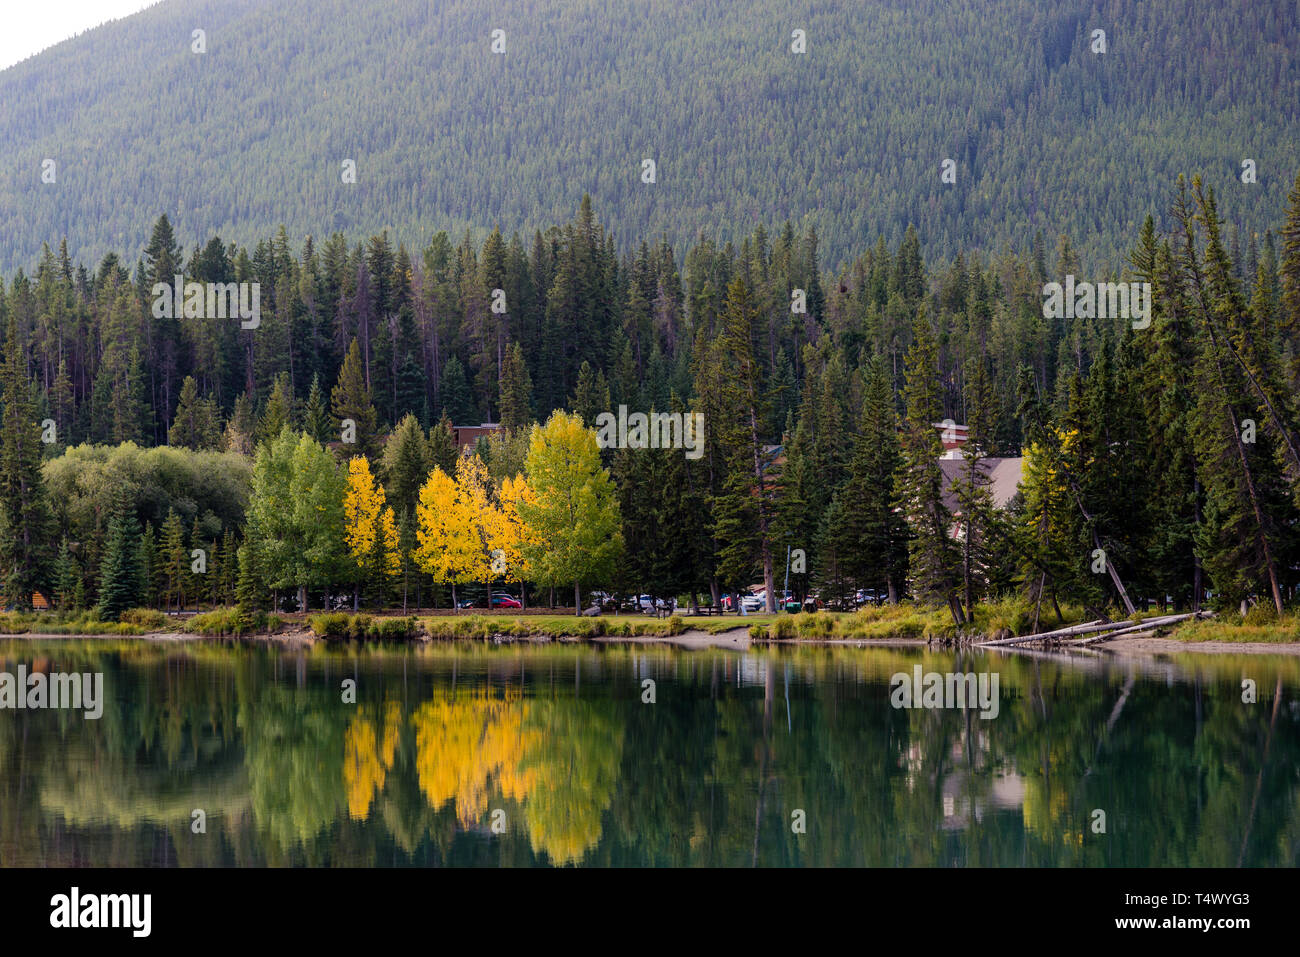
452,423,501,453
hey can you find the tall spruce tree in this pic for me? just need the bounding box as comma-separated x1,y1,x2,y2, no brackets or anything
897,309,963,624
0,309,54,606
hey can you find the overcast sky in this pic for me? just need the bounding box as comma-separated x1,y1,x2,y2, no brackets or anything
0,0,164,71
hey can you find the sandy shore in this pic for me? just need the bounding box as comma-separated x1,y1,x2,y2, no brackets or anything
1104,636,1300,656
591,628,751,650
6,626,1298,656
1,628,319,648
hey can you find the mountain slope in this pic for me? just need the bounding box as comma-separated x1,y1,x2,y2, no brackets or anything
1,0,1297,272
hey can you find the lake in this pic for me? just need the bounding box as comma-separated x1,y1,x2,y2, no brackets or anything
0,639,1296,867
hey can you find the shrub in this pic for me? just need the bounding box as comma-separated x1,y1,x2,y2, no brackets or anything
795,611,835,638
771,616,798,639
120,607,168,629
185,606,280,637
365,616,420,641
1243,602,1279,626
309,612,352,639
310,613,420,641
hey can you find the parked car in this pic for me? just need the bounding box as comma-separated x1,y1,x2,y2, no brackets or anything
740,594,762,613
489,593,522,609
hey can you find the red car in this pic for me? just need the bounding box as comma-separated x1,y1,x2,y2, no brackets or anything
490,593,522,609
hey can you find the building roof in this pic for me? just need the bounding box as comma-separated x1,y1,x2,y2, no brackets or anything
938,456,1024,513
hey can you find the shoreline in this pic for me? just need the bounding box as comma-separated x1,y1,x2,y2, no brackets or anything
4,625,1299,656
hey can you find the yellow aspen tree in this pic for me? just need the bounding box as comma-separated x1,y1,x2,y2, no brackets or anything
344,456,399,609
455,453,507,598
414,465,482,608
498,472,537,604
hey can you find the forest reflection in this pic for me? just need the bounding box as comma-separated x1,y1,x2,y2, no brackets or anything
1,641,1297,867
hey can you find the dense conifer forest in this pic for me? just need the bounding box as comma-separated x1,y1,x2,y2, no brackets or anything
2,171,1300,623
2,0,1298,273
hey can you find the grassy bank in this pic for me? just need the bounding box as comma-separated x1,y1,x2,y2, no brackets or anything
0,608,168,636
11,600,1295,647
1169,610,1300,643
742,597,1094,641
419,613,695,640
184,607,285,637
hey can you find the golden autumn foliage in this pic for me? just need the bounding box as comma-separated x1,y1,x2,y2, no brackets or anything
343,700,402,820
410,688,540,824
496,472,537,584
343,456,400,584
407,688,623,865
414,454,522,586
414,466,482,585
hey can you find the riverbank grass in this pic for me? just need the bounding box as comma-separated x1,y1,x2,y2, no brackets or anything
0,608,167,636
1170,609,1300,643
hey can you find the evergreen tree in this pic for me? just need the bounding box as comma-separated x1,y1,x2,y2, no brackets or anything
259,372,294,445
832,359,907,603
897,309,963,624
54,538,80,610
499,340,533,431
168,375,222,449
332,338,380,457
382,413,432,516
97,501,142,621
428,412,459,475
0,309,54,607
138,521,158,608
160,507,186,612
302,372,332,444
570,361,611,427
224,391,258,455
437,354,477,424
711,276,777,609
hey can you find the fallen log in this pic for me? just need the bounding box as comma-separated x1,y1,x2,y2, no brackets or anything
977,618,1111,647
980,611,1209,648
1071,612,1204,646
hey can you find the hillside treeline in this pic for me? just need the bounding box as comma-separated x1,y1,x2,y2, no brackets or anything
2,173,1300,623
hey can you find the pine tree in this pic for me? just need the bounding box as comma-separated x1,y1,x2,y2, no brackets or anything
499,340,534,431
381,413,432,516
833,359,907,602
0,308,54,607
224,391,258,455
97,502,142,621
332,338,380,457
138,521,158,608
168,375,222,449
160,507,186,612
1280,170,1300,390
188,516,208,609
437,354,476,424
570,360,610,425
711,276,776,609
54,538,80,610
302,372,331,444
259,371,294,445
898,309,963,624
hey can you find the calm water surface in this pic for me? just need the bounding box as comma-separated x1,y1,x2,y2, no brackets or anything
0,639,1297,866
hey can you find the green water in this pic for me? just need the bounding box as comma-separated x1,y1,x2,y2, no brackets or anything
0,639,1296,867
